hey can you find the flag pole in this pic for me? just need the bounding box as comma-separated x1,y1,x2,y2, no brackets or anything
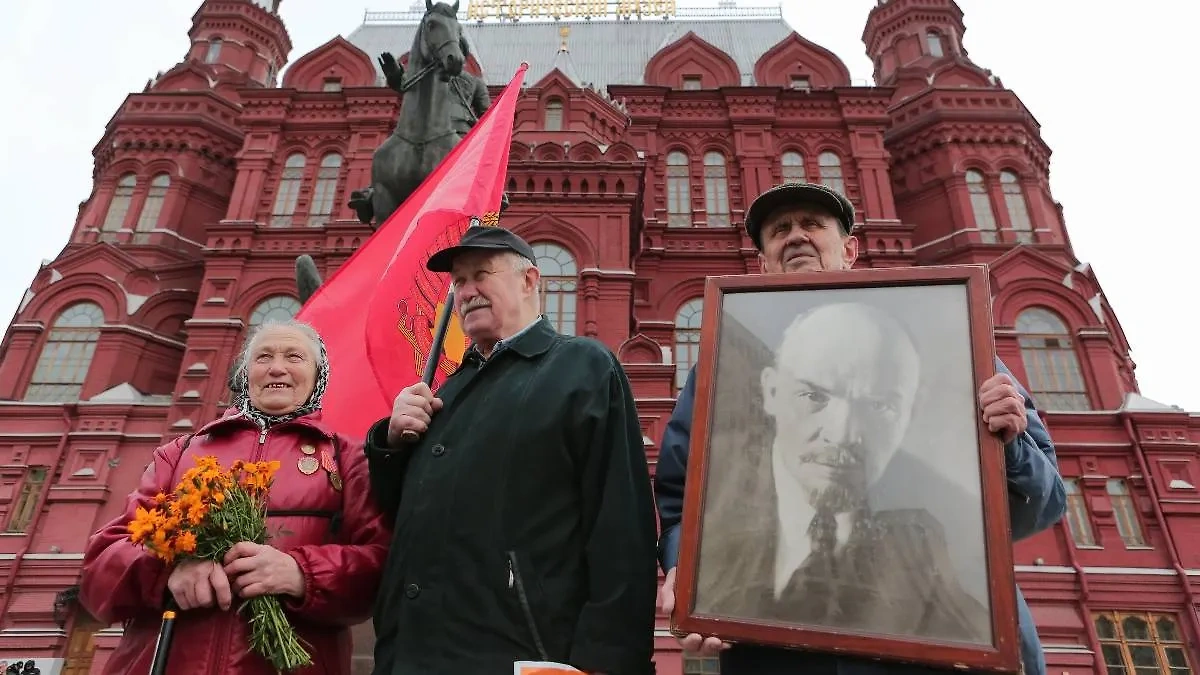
400,285,456,443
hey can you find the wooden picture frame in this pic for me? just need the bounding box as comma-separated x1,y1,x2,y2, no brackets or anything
670,265,1020,673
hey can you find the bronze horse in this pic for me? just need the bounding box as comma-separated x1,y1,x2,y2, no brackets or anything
294,0,503,304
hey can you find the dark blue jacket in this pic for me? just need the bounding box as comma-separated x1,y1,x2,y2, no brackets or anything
655,358,1066,675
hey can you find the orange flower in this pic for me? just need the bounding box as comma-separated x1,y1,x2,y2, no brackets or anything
128,506,159,544
128,455,275,564
174,531,197,555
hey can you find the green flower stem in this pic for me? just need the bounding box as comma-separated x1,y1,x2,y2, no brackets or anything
244,595,314,672
190,478,312,672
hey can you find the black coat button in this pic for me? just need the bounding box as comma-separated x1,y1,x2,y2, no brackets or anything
405,583,420,599
431,444,446,457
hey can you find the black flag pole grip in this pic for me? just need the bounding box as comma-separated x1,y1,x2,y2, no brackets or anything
400,286,456,444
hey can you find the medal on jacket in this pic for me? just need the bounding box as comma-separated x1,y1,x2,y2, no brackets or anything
320,449,342,491
297,444,319,475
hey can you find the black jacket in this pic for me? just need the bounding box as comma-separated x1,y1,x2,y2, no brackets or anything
366,317,659,675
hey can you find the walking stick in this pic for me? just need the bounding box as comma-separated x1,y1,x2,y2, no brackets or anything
148,606,177,675
399,286,456,443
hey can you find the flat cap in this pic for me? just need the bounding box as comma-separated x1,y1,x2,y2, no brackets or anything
426,224,537,273
744,182,855,250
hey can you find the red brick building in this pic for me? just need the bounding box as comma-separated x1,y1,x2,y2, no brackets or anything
0,1,1196,674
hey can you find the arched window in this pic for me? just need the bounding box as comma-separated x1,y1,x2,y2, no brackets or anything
926,32,944,58
544,98,563,131
781,151,805,183
102,174,136,231
1015,307,1089,410
136,173,171,231
205,38,223,64
308,153,342,226
249,295,301,328
24,302,105,402
271,153,306,226
674,298,703,392
818,152,844,195
703,152,730,227
965,170,998,243
533,243,577,335
1094,612,1192,675
1000,171,1034,244
667,151,692,227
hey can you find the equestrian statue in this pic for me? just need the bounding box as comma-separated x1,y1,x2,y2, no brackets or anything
294,0,509,304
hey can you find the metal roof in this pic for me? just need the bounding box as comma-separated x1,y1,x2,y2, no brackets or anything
346,10,797,89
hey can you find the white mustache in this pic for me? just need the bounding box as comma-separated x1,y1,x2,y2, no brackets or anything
461,297,492,314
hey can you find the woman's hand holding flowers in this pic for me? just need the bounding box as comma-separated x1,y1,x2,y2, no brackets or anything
222,542,305,599
168,559,233,611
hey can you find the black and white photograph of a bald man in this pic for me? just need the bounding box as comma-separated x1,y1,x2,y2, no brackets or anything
692,284,993,647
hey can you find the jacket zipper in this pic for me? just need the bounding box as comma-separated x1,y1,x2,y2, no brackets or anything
253,427,267,463
506,551,549,661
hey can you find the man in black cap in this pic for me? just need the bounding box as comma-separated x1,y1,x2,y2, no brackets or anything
654,183,1066,675
364,224,659,675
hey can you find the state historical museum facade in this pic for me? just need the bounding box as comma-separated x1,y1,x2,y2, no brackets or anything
0,1,1196,674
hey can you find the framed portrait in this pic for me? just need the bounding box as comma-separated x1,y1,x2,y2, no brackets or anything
670,265,1021,673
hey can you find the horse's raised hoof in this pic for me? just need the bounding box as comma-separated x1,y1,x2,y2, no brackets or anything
348,187,375,226
296,255,323,305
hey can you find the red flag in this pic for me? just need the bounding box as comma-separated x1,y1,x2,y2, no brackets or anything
297,63,528,437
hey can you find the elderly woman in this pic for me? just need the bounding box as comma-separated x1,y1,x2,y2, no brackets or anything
79,319,391,675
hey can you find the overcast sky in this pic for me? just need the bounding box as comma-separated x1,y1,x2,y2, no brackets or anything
0,1,1196,411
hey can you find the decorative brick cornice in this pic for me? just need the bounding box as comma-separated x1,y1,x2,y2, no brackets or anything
659,97,729,123
884,89,1050,169
773,97,843,124
835,87,895,124
606,86,669,120
720,89,780,121
886,120,1052,173
118,91,242,130
204,219,327,256
94,93,245,171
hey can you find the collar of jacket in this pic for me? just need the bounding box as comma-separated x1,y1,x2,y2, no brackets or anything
196,407,337,440
466,315,557,363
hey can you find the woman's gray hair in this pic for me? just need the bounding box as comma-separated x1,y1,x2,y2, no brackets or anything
227,318,328,402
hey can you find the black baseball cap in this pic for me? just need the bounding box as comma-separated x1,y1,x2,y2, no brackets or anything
426,223,537,272
744,182,856,250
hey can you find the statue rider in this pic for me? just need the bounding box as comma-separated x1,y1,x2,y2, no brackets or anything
297,1,509,306
347,50,494,226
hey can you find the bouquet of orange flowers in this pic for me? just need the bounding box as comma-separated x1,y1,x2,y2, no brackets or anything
127,455,312,672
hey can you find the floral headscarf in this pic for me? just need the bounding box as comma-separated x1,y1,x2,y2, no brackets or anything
233,327,330,430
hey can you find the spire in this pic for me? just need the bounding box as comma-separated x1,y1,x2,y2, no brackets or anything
550,25,583,86
183,0,292,89
862,0,977,86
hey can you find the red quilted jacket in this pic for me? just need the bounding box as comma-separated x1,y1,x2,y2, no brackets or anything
79,409,391,675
